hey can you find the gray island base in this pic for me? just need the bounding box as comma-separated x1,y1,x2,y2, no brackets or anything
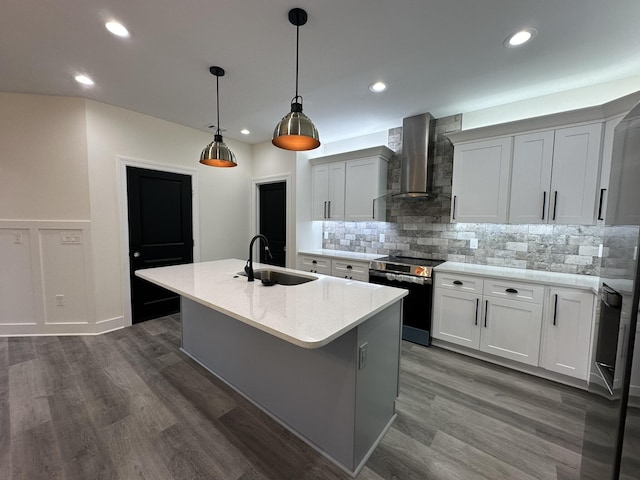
181,297,401,476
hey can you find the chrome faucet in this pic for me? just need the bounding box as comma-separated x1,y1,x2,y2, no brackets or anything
245,234,273,282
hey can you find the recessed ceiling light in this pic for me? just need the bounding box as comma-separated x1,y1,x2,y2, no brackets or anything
369,81,388,93
240,129,250,135
74,74,95,86
105,21,130,38
504,28,537,47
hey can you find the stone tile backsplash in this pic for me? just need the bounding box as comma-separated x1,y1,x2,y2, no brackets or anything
320,113,603,276
322,222,602,275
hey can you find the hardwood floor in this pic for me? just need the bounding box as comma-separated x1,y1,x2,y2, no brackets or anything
0,315,590,479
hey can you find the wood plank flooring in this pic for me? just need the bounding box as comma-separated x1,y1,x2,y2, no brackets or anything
0,315,590,479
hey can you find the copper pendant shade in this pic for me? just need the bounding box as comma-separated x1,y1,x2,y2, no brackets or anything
272,8,320,151
200,66,237,167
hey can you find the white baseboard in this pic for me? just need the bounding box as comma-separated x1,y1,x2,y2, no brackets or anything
0,315,125,336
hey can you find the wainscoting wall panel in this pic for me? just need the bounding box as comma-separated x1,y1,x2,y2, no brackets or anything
0,220,122,336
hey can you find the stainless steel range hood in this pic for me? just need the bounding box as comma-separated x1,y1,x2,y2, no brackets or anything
394,112,437,198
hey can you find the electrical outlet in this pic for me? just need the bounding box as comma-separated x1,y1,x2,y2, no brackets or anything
358,342,368,370
60,233,82,244
12,231,23,244
379,234,385,243
470,238,479,249
55,294,64,306
324,231,329,239
598,244,604,257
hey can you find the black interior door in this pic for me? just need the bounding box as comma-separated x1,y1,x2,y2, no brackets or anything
127,166,193,323
259,182,286,267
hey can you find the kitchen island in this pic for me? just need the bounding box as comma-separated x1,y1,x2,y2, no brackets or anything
136,259,407,476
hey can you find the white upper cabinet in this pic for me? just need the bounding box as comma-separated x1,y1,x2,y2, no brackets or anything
508,131,555,224
451,137,512,223
310,146,392,222
549,123,602,225
345,156,388,221
508,123,603,225
311,162,345,220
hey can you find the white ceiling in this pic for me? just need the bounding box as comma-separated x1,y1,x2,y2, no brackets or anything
3,0,640,145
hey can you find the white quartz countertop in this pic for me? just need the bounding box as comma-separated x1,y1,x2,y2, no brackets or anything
136,259,407,349
298,249,384,262
434,262,600,294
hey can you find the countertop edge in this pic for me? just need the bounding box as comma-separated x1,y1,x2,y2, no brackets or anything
434,262,600,294
136,262,407,349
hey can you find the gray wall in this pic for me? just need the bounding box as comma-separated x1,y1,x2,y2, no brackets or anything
322,114,603,276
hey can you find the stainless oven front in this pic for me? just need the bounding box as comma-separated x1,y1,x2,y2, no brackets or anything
369,270,433,346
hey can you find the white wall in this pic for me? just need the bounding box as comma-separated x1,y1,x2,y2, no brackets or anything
85,100,253,326
0,93,90,219
462,74,640,130
251,142,297,267
0,93,254,335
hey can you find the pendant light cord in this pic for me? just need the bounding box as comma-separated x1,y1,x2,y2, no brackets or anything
294,23,300,100
216,74,221,136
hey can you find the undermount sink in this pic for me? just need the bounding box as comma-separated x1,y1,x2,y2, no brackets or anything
237,269,317,286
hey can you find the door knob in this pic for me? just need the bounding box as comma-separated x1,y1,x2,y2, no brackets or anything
133,251,141,258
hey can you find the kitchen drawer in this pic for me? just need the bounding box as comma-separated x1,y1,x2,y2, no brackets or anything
435,273,483,294
482,279,543,304
332,260,369,281
299,255,331,275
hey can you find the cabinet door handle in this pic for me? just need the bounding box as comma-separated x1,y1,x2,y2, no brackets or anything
328,200,331,219
372,199,375,219
552,191,558,221
541,191,547,220
505,288,518,294
453,280,463,285
452,195,457,220
323,201,327,219
484,300,488,328
553,294,558,326
475,298,479,326
598,188,606,221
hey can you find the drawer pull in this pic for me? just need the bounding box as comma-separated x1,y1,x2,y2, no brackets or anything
505,288,518,294
453,280,463,286
484,300,488,328
312,260,317,264
346,265,353,270
475,298,479,326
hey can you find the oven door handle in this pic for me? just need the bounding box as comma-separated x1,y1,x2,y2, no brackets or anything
368,270,429,285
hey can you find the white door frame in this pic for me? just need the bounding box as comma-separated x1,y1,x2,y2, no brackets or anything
251,174,293,268
117,156,200,326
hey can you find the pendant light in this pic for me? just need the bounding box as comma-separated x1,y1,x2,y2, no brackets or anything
200,66,237,167
272,8,320,151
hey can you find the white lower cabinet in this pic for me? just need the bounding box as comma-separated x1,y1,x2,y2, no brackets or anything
481,297,543,366
432,289,481,349
298,254,369,282
298,255,331,275
433,270,595,381
540,287,594,380
331,260,369,282
433,274,543,366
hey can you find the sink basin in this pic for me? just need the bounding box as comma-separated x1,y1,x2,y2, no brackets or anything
237,269,317,286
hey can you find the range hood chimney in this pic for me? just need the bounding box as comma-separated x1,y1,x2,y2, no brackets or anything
395,112,436,198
